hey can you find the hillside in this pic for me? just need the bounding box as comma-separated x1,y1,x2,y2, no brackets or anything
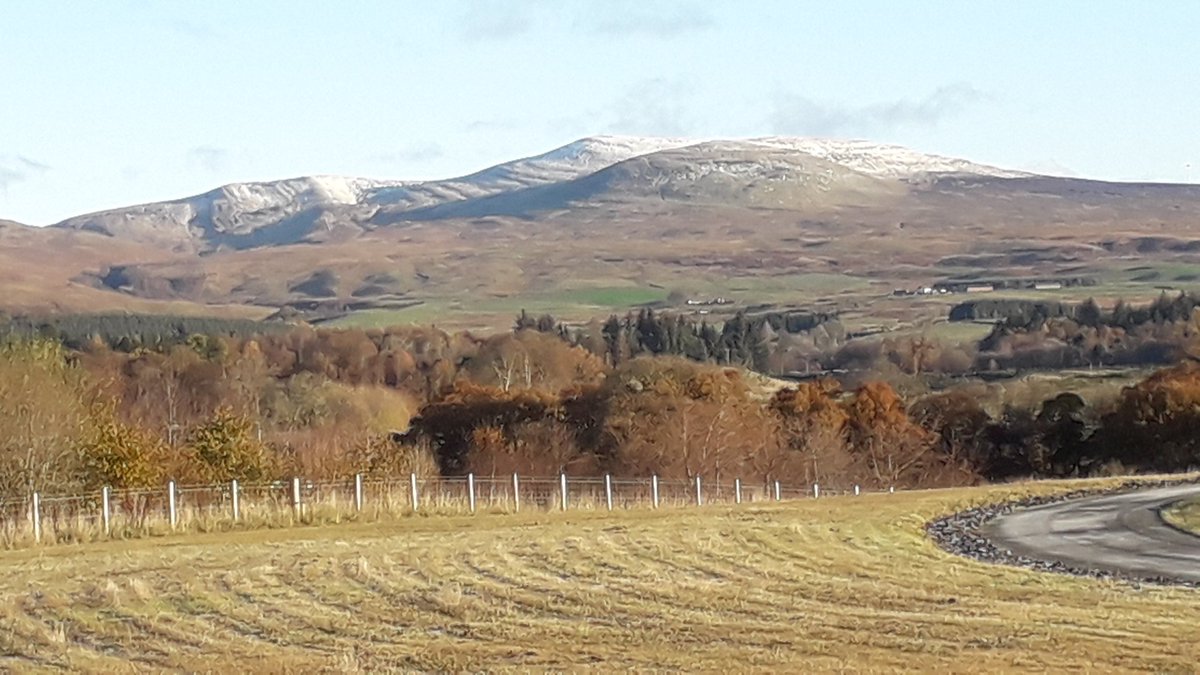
381,142,908,222
5,135,1200,329
51,137,699,251
48,136,1028,251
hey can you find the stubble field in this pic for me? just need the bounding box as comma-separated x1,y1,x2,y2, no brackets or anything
1,479,1197,672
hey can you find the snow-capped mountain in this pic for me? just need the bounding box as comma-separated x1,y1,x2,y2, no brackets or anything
364,136,698,210
741,137,1029,180
50,135,1034,250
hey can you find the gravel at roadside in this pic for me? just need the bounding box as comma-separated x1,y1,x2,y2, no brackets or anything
925,478,1200,588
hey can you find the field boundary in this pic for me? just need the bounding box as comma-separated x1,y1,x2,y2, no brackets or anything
0,473,887,549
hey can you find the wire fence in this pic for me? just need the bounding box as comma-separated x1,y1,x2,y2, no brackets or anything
0,474,892,549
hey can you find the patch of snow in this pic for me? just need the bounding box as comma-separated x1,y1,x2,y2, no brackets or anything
743,137,1031,179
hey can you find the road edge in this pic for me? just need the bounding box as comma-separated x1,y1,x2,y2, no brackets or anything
1156,498,1200,541
925,477,1200,588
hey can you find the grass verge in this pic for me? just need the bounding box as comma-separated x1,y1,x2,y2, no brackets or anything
1162,497,1200,535
0,479,1197,671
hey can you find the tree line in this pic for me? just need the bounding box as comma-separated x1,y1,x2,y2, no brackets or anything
5,311,1200,502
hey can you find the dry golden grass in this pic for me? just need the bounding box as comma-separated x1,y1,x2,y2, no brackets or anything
1,478,1197,672
1163,497,1200,534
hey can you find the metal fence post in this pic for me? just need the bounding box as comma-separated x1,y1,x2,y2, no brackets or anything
735,478,742,505
101,486,111,535
231,479,240,522
651,474,659,509
168,480,177,530
354,473,364,512
604,474,613,511
467,472,476,513
695,475,702,506
512,473,520,512
409,473,419,512
31,491,41,543
560,473,568,511
774,480,781,501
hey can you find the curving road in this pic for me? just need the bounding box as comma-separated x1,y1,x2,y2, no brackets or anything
984,484,1200,582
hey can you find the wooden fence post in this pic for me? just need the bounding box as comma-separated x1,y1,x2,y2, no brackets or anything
168,481,177,530
695,475,703,506
231,479,240,522
560,473,568,511
735,478,742,505
604,474,613,511
101,486,111,535
512,473,520,512
409,473,419,512
31,492,41,544
774,480,781,501
812,483,820,499
354,473,364,512
292,477,302,519
651,474,659,509
854,484,861,496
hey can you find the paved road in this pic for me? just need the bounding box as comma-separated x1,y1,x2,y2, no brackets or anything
983,484,1200,582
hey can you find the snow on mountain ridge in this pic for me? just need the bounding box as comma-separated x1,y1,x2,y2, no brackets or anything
742,137,1030,179
361,135,697,210
51,136,1031,248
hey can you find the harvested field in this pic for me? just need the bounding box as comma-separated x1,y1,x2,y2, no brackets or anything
1,480,1197,672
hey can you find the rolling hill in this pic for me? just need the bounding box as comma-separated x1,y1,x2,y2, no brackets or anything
48,136,1030,251
5,135,1200,329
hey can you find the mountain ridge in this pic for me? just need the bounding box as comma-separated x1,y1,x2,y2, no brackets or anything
45,135,1035,250
3,135,1200,329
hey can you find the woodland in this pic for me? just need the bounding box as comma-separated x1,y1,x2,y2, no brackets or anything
3,294,1200,501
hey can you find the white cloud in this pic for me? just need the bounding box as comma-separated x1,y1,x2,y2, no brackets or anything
186,146,229,172
0,155,50,191
771,83,986,136
577,1,713,37
608,78,696,136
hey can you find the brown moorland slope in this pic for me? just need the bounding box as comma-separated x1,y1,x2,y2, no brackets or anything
7,141,1200,329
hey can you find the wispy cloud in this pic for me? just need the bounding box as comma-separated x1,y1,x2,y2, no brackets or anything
458,1,713,41
167,17,222,41
459,2,533,41
374,143,444,165
465,118,519,133
1020,158,1079,178
576,1,713,37
608,78,695,136
128,0,224,41
0,155,50,191
770,83,985,136
186,145,229,172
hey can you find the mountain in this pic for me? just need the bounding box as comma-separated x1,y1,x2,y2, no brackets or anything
385,141,909,222
51,137,698,250
50,136,1028,250
9,135,1200,331
363,135,697,210
52,176,402,251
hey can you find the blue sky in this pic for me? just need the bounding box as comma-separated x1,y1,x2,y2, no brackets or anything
1,0,1197,224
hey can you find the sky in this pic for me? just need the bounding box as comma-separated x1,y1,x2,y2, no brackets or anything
1,0,1198,225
